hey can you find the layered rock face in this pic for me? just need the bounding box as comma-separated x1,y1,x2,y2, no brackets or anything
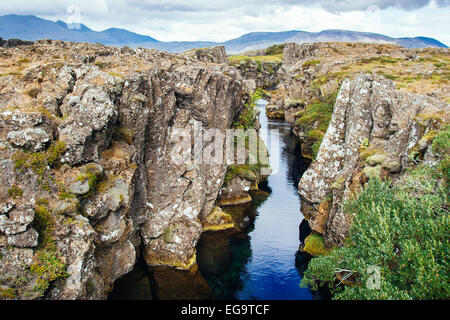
0,41,246,299
268,42,449,161
230,58,282,90
298,74,449,246
0,37,33,48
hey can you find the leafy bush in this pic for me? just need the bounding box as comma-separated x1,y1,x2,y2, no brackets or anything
265,44,285,56
301,163,449,299
233,89,265,130
432,125,450,155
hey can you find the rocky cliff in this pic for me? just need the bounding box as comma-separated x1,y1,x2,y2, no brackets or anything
229,58,282,91
0,41,249,299
254,41,449,249
298,73,449,246
266,42,449,159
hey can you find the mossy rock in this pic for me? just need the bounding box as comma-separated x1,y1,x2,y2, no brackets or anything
359,148,385,161
303,233,330,256
331,175,347,190
51,198,79,216
363,165,381,179
366,154,387,166
83,163,103,177
235,167,258,181
381,160,401,173
360,138,369,148
202,207,235,232
67,179,90,195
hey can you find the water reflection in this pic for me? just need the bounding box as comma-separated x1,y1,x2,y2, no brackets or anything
196,102,314,300
150,265,212,300
109,101,316,300
109,260,153,300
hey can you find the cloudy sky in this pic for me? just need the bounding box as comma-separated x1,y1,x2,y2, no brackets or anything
1,0,449,44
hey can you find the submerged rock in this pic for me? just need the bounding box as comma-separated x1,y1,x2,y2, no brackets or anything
202,206,235,232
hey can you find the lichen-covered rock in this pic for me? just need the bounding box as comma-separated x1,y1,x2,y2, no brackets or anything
180,46,228,64
0,205,34,236
218,177,252,206
231,58,282,89
366,154,386,166
6,228,38,248
0,40,247,299
0,111,43,130
299,74,449,246
363,165,382,179
50,198,79,216
7,128,50,151
382,160,401,173
67,180,90,195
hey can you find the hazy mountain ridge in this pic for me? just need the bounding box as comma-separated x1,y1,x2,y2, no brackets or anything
0,14,159,45
0,14,447,54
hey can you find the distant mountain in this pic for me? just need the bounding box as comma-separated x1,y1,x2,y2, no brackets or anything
0,14,159,45
140,29,448,53
0,14,447,54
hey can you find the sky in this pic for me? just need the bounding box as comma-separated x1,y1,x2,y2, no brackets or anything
0,0,449,45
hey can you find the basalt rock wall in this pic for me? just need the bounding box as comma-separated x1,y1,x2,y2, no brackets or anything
0,41,247,299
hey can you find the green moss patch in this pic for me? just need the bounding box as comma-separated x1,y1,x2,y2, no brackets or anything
303,233,331,256
13,141,66,191
30,249,69,293
8,185,23,199
295,94,336,160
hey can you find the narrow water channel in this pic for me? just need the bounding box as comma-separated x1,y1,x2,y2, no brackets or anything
110,101,315,300
232,101,312,299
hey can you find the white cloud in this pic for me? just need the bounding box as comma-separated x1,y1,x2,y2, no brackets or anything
0,0,448,45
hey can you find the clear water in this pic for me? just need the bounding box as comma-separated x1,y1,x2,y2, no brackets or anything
110,101,315,300
195,101,313,300
234,102,312,300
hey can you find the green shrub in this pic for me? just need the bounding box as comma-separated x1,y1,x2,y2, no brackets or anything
432,125,450,155
265,44,285,56
301,163,449,299
234,89,265,130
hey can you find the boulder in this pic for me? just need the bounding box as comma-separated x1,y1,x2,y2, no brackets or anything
7,128,50,151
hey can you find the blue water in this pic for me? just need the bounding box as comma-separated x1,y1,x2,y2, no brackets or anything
234,102,312,300
109,102,314,300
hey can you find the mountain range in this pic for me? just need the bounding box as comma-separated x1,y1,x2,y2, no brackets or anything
0,14,447,54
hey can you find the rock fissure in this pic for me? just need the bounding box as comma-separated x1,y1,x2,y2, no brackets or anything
0,43,256,299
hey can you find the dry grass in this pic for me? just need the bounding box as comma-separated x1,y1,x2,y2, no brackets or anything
228,54,283,64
